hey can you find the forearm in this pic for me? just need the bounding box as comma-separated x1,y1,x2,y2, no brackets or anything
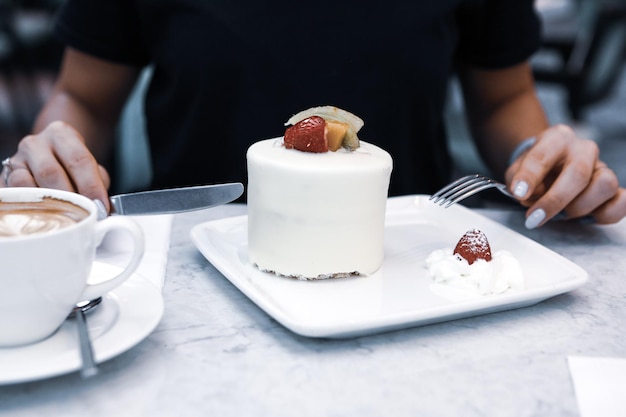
32,48,141,166
459,63,549,179
33,89,118,165
468,90,548,178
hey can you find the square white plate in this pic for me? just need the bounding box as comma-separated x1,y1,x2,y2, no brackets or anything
190,195,588,338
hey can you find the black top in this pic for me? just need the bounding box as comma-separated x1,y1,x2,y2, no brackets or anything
54,0,541,196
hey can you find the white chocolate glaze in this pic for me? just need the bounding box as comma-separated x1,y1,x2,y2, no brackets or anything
246,138,392,279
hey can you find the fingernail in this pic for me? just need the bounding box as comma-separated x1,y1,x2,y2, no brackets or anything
94,199,107,220
525,208,546,229
513,180,529,198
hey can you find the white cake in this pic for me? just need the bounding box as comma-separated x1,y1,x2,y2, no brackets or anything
246,138,393,279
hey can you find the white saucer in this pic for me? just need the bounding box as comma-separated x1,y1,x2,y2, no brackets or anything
0,262,164,385
191,195,588,338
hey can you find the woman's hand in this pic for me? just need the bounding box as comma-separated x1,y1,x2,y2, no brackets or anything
1,121,111,209
506,124,626,228
0,47,142,215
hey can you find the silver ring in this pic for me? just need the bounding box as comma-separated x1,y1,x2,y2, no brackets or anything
2,157,13,186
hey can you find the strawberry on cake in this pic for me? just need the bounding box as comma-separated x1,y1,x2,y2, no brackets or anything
246,106,393,280
426,229,524,296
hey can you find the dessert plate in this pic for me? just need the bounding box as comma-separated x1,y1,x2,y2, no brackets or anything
190,195,588,338
0,262,164,385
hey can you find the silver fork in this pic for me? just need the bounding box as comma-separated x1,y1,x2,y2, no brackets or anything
429,174,514,208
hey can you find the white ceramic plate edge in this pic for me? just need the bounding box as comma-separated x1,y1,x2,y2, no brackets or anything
191,195,588,338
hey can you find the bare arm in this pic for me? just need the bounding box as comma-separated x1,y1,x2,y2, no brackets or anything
459,61,626,227
2,47,141,210
457,61,549,179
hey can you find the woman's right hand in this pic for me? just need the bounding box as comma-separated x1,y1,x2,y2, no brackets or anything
1,121,111,210
0,47,143,216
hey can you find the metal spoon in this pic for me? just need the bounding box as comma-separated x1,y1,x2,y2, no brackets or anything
69,297,102,378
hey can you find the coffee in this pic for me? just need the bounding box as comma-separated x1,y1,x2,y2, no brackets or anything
0,197,90,237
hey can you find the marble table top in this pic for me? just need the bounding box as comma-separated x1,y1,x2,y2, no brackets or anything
1,202,625,417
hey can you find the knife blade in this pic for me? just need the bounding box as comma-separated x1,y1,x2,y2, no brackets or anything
108,183,244,216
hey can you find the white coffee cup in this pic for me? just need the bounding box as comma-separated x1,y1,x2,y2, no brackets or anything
0,187,144,347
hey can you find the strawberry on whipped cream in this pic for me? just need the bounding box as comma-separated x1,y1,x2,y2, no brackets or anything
425,229,524,297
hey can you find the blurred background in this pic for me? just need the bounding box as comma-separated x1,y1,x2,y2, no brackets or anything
1,0,625,194
0,0,61,159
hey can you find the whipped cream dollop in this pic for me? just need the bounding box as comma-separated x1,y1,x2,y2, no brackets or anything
426,248,524,297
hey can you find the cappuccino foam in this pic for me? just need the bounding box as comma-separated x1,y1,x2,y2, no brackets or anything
0,197,90,237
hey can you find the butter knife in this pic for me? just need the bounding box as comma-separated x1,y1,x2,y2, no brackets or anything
105,183,243,216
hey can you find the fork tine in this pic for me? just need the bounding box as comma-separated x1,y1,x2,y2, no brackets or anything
431,174,513,208
437,180,488,207
429,175,482,203
442,181,497,207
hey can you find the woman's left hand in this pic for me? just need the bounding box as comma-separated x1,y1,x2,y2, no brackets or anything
505,124,626,229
